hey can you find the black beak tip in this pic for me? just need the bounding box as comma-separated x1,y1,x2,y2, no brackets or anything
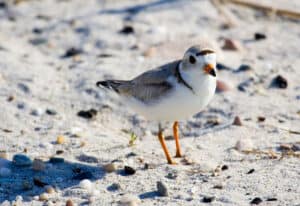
210,69,216,77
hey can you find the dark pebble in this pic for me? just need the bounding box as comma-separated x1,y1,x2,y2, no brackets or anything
0,2,7,8
32,28,43,34
157,181,168,196
271,75,288,89
49,157,64,163
236,64,252,72
33,177,48,187
119,25,134,35
17,83,30,94
247,169,255,174
107,183,121,191
124,166,136,175
77,109,97,119
126,152,137,158
62,47,83,58
216,63,232,71
202,196,215,203
250,197,263,205
73,171,94,180
76,154,98,163
29,38,47,45
221,165,229,171
97,53,113,58
17,102,26,110
233,116,242,126
266,198,277,201
46,109,57,115
56,150,64,155
257,116,266,122
254,33,266,40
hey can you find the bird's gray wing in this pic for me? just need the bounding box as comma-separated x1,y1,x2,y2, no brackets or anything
120,60,180,103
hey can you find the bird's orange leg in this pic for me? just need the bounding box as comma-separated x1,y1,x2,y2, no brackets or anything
158,129,176,164
173,121,182,158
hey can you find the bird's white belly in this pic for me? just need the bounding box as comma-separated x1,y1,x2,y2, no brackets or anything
127,76,216,121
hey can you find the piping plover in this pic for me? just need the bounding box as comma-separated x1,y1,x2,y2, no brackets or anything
97,44,217,164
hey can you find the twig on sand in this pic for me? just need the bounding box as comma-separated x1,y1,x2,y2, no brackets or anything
224,0,300,20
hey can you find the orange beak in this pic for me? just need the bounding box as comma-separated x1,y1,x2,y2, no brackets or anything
203,64,216,77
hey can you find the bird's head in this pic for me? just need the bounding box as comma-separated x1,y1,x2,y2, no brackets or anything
181,44,217,77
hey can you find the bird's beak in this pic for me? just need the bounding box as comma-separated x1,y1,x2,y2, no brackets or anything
203,64,216,77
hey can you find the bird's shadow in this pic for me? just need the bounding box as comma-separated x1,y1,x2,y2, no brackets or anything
0,158,105,203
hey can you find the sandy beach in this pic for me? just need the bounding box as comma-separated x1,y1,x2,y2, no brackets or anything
0,0,300,205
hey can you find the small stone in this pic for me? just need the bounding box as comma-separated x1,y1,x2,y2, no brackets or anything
124,166,136,175
257,116,266,122
32,159,45,171
235,139,254,151
120,194,141,206
45,185,55,194
250,197,263,205
236,64,252,72
216,63,232,71
103,163,117,173
292,144,300,151
222,38,241,51
202,196,215,203
79,179,93,191
17,83,30,93
233,116,242,126
29,38,47,45
32,27,43,34
17,102,26,109
213,183,224,189
254,32,266,40
216,80,232,93
279,144,292,151
33,177,48,187
77,109,97,119
157,181,168,197
143,47,156,57
56,150,64,155
62,47,83,58
66,199,74,206
119,25,134,35
31,108,44,116
0,167,11,177
49,157,64,163
266,198,277,201
107,183,121,191
271,75,288,89
247,168,255,174
0,151,9,159
46,109,57,115
221,165,229,171
13,154,32,167
39,193,49,201
56,135,65,144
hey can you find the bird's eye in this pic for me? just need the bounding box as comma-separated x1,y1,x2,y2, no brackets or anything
189,56,196,64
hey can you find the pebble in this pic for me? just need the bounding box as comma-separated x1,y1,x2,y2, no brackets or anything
235,139,254,151
56,135,65,144
157,181,169,196
119,194,141,206
39,193,49,201
107,183,121,191
119,25,134,35
143,47,156,57
271,75,288,89
29,38,47,45
222,38,241,51
49,157,64,163
13,154,32,167
257,116,266,122
31,108,44,116
254,32,266,40
66,199,74,206
250,197,263,205
77,109,97,119
216,63,232,71
17,83,30,93
247,168,255,174
0,167,11,177
233,116,242,126
236,64,252,72
103,163,117,173
213,183,224,189
124,166,136,175
44,185,55,194
216,80,232,93
46,109,57,115
202,196,215,203
0,151,9,159
33,177,48,187
17,102,26,109
62,47,83,58
221,165,229,171
79,179,93,191
32,159,45,171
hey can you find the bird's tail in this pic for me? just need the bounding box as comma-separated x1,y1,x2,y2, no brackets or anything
96,80,128,93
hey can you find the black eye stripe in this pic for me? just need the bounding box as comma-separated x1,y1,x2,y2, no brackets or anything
196,50,215,56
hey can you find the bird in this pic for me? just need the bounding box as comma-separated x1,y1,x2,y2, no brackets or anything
96,43,217,164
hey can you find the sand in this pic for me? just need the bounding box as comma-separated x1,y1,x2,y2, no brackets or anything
0,0,300,205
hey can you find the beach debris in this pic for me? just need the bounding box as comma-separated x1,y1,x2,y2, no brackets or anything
29,37,47,45
233,116,242,126
257,116,266,122
61,47,83,58
79,179,93,191
143,47,156,57
271,75,288,89
235,139,254,151
13,154,32,167
33,177,48,187
77,109,97,119
32,159,46,171
202,196,216,203
103,163,117,173
157,181,169,196
221,165,229,171
119,25,134,35
213,183,224,189
46,109,57,115
56,135,65,144
39,193,49,201
45,185,55,194
222,38,242,51
17,83,30,94
266,198,277,201
124,166,136,175
66,199,74,206
216,80,232,92
216,63,232,71
107,183,121,191
254,32,266,40
56,150,64,155
247,168,255,174
236,64,252,72
250,197,263,205
119,194,141,206
129,132,138,146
